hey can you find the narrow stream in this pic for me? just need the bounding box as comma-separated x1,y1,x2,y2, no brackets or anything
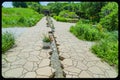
47,16,65,78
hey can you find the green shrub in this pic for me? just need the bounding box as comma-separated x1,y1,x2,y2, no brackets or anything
2,32,15,53
53,16,67,22
92,31,118,68
70,20,101,41
99,2,118,31
50,13,57,17
18,17,27,23
59,10,78,18
42,34,51,42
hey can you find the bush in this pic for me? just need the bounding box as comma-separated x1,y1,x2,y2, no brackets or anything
2,32,15,53
92,31,118,68
70,20,102,41
53,16,67,22
59,10,78,18
50,13,57,17
99,2,118,31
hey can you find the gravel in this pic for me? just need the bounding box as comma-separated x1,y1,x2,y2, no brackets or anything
2,27,29,39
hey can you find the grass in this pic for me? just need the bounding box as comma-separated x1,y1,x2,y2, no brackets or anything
2,8,44,27
91,31,118,69
2,31,15,53
70,19,118,70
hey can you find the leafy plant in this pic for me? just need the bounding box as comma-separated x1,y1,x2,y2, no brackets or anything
70,20,102,41
2,31,15,53
53,16,67,22
42,34,51,42
91,31,118,69
99,2,118,31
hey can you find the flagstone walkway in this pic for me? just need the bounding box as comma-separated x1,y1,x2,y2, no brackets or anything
2,17,118,78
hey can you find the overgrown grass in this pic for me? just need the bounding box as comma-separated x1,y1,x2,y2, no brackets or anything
2,8,44,27
2,32,15,53
91,31,118,69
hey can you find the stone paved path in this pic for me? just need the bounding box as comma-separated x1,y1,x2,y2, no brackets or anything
52,18,118,78
2,17,54,78
2,17,118,78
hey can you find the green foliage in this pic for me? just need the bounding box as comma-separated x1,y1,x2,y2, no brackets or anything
2,32,15,53
42,34,51,42
59,10,78,18
70,20,102,41
26,2,42,13
47,2,64,15
80,2,107,22
47,2,81,16
53,16,67,22
50,13,57,17
2,8,44,27
99,2,118,31
12,2,28,8
92,31,118,68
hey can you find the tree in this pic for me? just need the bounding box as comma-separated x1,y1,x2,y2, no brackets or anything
99,2,118,31
47,2,64,15
12,2,27,8
80,2,107,22
26,2,42,13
